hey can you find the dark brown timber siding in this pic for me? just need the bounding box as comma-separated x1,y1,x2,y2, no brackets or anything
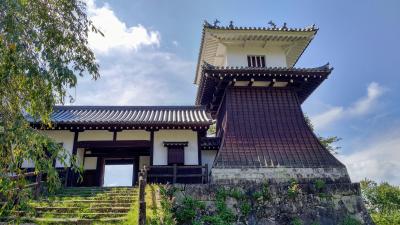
213,87,345,168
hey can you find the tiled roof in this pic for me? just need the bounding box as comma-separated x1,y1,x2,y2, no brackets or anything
194,21,318,85
203,21,318,32
200,137,221,150
196,64,333,108
213,87,346,169
202,63,332,73
29,106,213,128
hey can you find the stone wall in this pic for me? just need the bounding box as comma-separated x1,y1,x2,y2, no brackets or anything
171,181,374,225
211,167,351,184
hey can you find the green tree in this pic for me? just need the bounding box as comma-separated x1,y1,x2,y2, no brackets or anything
361,180,400,225
0,0,101,219
304,114,341,154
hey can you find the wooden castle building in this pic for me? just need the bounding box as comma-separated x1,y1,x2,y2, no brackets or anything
25,21,351,186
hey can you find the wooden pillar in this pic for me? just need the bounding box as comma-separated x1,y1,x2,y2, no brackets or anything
197,132,202,165
138,170,147,225
173,164,177,184
133,157,140,186
149,130,154,166
67,131,79,187
113,131,117,141
34,172,42,199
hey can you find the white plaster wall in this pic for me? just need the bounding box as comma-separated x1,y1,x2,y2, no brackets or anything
139,156,150,170
21,159,35,168
22,130,74,168
84,157,97,170
78,130,113,141
225,45,287,68
77,148,85,167
117,130,150,140
153,130,199,165
202,150,217,172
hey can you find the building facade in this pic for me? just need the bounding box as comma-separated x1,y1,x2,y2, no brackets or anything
26,21,351,186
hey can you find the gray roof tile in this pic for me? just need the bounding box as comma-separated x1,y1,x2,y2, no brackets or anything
29,106,213,126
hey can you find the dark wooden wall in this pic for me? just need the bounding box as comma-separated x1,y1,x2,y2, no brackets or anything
213,87,345,169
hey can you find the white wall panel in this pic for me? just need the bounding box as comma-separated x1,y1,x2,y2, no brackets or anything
153,130,198,165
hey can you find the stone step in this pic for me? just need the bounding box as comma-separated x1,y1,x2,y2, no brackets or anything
34,201,133,208
37,212,127,219
60,187,135,192
53,191,137,197
7,216,127,225
35,198,137,206
46,195,136,201
58,188,137,193
35,206,131,213
50,193,136,199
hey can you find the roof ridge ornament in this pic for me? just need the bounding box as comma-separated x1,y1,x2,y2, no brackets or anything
282,22,288,30
268,20,277,29
213,19,220,27
203,20,212,28
229,21,234,29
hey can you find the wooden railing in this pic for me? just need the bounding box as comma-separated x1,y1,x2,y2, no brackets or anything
9,172,43,200
138,166,147,225
147,164,208,184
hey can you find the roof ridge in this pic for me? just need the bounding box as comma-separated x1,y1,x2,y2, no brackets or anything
53,105,207,109
203,20,318,32
202,63,333,72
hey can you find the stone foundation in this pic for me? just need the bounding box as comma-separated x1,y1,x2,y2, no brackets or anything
211,167,351,184
172,182,374,225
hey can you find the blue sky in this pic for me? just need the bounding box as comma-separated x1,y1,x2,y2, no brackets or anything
77,0,400,184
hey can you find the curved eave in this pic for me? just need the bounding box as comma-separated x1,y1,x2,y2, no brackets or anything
195,64,333,113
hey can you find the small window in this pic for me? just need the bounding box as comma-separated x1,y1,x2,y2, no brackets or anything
247,55,265,68
163,142,188,166
167,147,184,166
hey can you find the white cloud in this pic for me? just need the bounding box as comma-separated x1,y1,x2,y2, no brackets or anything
172,41,179,46
86,0,160,54
338,127,400,185
67,1,196,106
74,51,195,105
311,82,384,130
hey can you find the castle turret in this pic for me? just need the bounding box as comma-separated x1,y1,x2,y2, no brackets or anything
195,21,350,183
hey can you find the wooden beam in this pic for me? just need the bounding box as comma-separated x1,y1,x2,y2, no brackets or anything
150,131,154,166
77,140,151,149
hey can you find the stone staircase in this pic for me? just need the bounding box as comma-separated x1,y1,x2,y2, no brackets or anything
7,187,138,224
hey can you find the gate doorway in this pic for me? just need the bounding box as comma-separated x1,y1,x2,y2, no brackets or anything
102,159,136,187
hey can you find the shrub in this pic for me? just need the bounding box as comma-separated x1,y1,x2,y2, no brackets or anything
340,216,361,225
291,217,303,225
314,179,326,192
288,179,301,199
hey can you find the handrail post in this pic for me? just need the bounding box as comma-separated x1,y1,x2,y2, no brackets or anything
35,172,42,200
173,164,177,184
138,169,147,225
204,164,208,184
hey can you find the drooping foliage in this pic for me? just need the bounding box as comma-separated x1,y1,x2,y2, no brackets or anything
304,114,341,154
0,0,101,218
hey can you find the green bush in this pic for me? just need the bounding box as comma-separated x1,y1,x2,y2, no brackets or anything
174,196,205,225
361,180,400,225
291,217,303,225
340,216,361,225
314,179,326,192
288,179,301,199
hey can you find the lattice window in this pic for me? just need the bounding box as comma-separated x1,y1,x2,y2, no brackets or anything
247,55,266,68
